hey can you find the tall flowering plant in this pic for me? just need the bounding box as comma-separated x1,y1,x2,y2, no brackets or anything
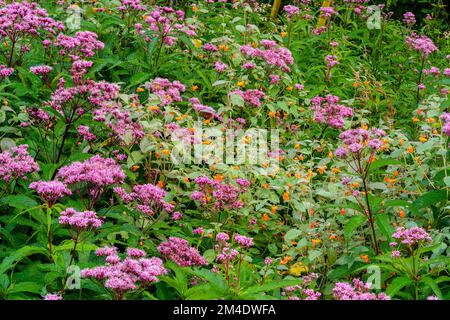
335,128,387,254
373,227,442,300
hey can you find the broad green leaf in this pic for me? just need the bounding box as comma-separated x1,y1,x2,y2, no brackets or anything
386,276,413,297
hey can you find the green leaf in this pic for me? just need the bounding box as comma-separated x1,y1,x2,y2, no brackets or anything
386,276,413,297
344,215,366,240
242,279,302,295
375,213,394,241
0,246,48,275
284,229,301,243
1,195,38,209
368,159,402,173
7,282,42,294
443,177,450,187
411,190,447,213
420,277,442,299
230,93,245,107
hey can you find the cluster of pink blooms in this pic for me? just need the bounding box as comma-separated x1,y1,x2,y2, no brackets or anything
423,66,442,78
325,54,339,69
0,1,64,45
44,293,62,300
0,144,39,182
284,5,300,20
118,0,147,12
390,226,432,257
59,208,104,230
114,183,174,216
405,33,439,58
81,247,167,297
189,98,218,119
214,232,238,263
48,71,120,117
214,60,228,73
240,40,294,72
30,65,52,76
146,77,186,106
0,64,14,80
230,89,266,107
333,279,390,300
191,176,250,211
29,180,72,207
233,233,254,248
93,102,145,145
282,273,321,300
334,128,386,158
310,94,353,129
77,125,97,142
320,7,338,18
157,237,208,267
440,113,450,136
56,155,125,201
403,12,416,26
54,31,104,61
136,7,196,47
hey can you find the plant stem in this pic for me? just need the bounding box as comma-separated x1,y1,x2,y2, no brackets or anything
362,176,380,255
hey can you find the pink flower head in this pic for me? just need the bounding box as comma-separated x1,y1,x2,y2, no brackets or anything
29,180,72,207
59,208,104,229
146,77,185,106
81,247,167,296
310,94,353,129
157,237,208,267
0,144,39,182
284,5,300,20
114,183,174,216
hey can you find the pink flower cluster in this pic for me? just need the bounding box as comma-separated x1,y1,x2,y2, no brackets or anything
93,102,145,145
0,64,14,80
403,12,416,26
81,247,167,296
30,65,52,76
0,1,64,43
29,180,72,207
391,226,432,247
240,40,294,72
118,0,147,12
334,128,386,158
191,176,250,211
333,279,390,300
54,31,104,61
77,125,97,142
56,155,125,201
405,33,438,58
189,98,218,119
136,7,196,47
157,237,208,267
325,54,339,69
282,273,321,300
440,113,450,136
44,293,63,300
310,94,353,129
114,183,174,216
214,60,228,73
284,5,300,20
320,7,338,18
59,208,104,230
48,73,120,116
234,233,254,248
230,89,266,107
0,144,39,182
146,77,186,106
